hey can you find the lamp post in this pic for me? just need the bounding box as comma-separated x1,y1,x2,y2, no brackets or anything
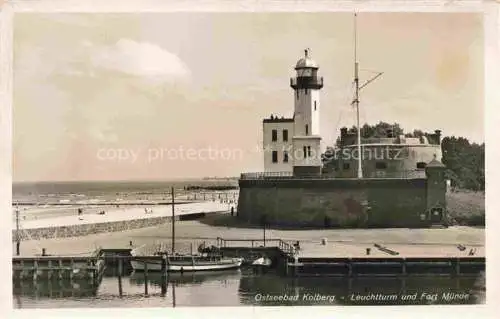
171,187,175,254
261,215,267,247
15,205,20,256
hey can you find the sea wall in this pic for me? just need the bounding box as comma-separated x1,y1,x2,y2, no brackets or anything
237,178,433,228
13,214,195,241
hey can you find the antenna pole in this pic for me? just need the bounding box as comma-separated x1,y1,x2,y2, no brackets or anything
171,187,175,254
354,13,363,179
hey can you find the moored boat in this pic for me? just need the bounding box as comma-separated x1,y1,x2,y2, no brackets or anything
251,256,272,268
129,187,242,272
129,254,243,272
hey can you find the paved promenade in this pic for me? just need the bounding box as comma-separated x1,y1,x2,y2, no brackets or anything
14,216,484,258
297,241,484,258
14,201,233,231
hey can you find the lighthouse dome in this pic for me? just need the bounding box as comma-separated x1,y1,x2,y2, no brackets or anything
295,57,318,69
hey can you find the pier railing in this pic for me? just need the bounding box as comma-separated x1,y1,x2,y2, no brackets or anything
240,170,426,180
216,237,295,255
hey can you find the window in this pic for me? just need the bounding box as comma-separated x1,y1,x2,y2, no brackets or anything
307,146,311,157
283,151,289,163
375,162,387,169
303,146,307,158
305,88,308,95
305,125,309,135
314,101,317,111
272,151,278,163
271,129,277,142
296,91,299,100
343,163,350,170
416,162,427,169
283,129,288,142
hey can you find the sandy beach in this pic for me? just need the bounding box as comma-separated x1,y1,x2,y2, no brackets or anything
13,201,234,230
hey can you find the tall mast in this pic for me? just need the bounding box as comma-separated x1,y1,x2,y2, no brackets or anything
351,13,384,179
354,13,363,179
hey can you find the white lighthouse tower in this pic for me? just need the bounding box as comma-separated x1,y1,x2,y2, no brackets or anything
262,49,324,177
290,49,323,176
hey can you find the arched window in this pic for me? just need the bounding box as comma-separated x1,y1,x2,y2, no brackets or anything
305,124,309,135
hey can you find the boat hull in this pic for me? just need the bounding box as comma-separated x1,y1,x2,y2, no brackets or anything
130,258,243,272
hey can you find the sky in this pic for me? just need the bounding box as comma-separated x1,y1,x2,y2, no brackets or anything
12,12,484,182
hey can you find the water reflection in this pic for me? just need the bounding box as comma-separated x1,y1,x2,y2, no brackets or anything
13,269,485,308
128,269,243,287
239,272,485,306
13,279,98,299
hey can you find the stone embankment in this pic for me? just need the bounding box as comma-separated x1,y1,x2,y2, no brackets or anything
13,215,178,241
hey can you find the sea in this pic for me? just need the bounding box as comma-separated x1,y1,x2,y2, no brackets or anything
12,180,485,308
13,179,239,203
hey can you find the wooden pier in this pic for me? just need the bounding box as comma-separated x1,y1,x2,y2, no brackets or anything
12,237,486,289
12,247,172,297
216,237,485,277
12,249,106,283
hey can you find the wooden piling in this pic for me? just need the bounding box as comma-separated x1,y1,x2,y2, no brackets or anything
401,277,407,294
19,260,25,280
70,259,75,280
58,259,63,280
48,260,53,280
144,261,149,296
161,255,167,296
118,257,123,297
284,256,289,276
33,260,38,282
292,256,298,277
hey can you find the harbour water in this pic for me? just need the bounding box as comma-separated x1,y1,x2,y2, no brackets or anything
13,269,485,308
12,181,486,308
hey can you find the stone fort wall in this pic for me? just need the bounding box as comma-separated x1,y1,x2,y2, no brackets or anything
237,177,443,228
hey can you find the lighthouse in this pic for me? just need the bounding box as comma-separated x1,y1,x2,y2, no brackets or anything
262,49,324,176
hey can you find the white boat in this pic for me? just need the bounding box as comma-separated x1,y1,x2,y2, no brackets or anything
251,256,272,267
130,251,243,272
129,186,243,272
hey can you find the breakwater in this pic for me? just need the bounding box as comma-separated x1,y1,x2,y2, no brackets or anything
12,211,216,241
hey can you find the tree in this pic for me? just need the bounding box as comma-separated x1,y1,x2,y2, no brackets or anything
441,136,484,191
